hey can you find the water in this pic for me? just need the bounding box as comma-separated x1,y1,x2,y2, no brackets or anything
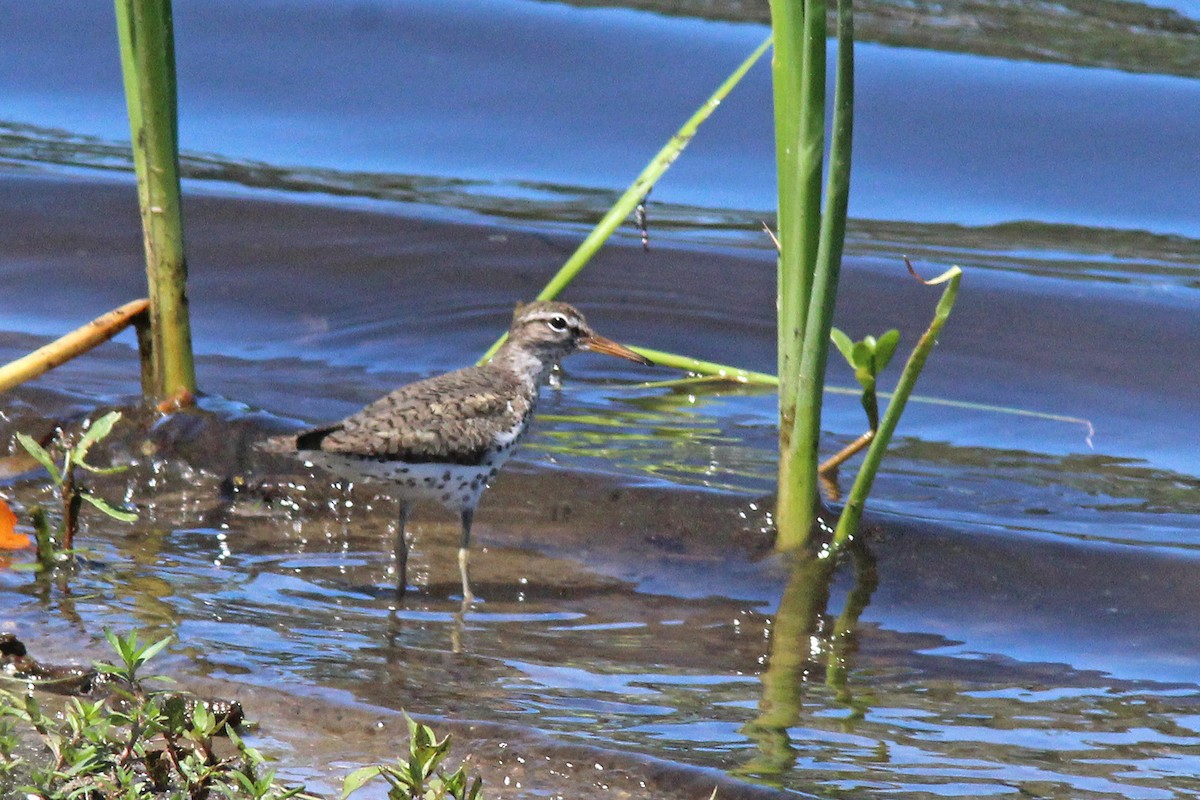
2,1,1200,797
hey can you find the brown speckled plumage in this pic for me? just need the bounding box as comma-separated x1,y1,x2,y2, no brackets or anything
269,301,651,602
294,365,534,466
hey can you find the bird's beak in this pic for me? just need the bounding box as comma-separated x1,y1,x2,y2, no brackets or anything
580,333,653,366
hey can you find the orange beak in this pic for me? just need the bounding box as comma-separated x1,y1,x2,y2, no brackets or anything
580,333,653,366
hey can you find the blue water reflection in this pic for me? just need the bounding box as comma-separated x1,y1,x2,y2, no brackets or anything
3,0,1199,238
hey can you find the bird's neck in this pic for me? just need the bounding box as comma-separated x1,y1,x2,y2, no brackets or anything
490,342,556,388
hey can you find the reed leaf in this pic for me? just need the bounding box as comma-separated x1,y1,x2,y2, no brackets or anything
480,35,772,363
628,347,779,386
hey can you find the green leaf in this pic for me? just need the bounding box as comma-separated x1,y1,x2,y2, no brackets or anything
874,329,900,372
341,766,383,798
138,635,172,666
232,770,260,794
74,412,128,474
15,433,62,485
829,328,854,366
80,493,138,523
74,412,122,456
103,629,126,660
850,340,872,371
75,460,129,476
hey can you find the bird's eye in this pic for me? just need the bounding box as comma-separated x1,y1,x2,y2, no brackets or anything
547,316,569,331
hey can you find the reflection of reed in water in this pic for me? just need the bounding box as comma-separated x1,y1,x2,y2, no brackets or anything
736,540,878,782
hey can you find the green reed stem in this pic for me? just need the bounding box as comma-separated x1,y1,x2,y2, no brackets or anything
479,35,772,364
774,0,855,551
770,0,818,551
770,0,811,405
782,0,855,548
115,0,196,400
832,266,962,547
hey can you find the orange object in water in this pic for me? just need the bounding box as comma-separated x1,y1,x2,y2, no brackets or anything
0,498,31,550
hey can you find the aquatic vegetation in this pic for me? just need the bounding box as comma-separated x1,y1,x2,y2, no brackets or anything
479,34,773,363
768,0,856,550
1,630,492,800
341,714,484,800
14,410,137,565
829,327,900,434
114,0,196,402
0,631,303,800
832,264,961,546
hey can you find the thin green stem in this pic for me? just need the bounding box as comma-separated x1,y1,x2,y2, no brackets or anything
629,346,779,386
480,35,772,364
832,267,963,547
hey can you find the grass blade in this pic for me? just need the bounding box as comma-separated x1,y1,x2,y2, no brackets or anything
479,35,772,363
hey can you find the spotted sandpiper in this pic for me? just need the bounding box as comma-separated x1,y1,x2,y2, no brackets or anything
277,301,651,602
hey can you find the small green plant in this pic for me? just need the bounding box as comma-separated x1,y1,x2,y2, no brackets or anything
832,264,962,547
15,410,137,564
830,328,900,433
98,629,173,687
341,714,483,800
0,712,22,791
0,629,307,799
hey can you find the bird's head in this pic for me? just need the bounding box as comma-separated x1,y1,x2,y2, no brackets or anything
506,301,651,369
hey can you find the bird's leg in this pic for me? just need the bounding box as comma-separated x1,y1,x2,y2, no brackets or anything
459,508,475,605
395,501,412,598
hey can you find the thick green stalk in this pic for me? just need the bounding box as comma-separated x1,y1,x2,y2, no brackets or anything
769,0,807,402
115,0,196,400
771,0,830,549
833,267,962,547
480,35,772,364
778,0,855,550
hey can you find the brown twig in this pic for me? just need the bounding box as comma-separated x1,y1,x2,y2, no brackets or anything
0,299,151,394
818,430,875,475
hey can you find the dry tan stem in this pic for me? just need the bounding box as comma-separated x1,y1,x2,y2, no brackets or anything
0,299,150,394
818,429,875,475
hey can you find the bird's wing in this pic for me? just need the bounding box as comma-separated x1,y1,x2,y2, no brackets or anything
304,366,531,465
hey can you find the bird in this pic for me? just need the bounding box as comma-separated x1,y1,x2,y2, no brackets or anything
273,301,652,603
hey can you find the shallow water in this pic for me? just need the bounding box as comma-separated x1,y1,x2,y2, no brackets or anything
3,0,1200,797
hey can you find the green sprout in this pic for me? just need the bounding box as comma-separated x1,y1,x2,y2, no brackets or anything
15,410,137,565
830,328,900,432
342,714,483,800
